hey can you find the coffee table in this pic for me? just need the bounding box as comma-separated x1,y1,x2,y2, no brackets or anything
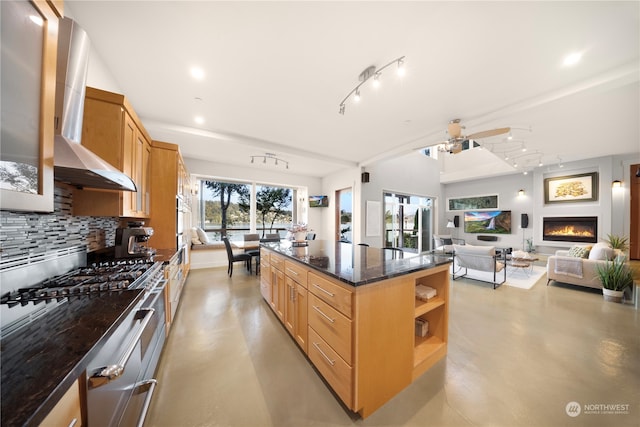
508,255,539,276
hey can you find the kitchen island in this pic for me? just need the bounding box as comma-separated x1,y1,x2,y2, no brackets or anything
259,240,452,418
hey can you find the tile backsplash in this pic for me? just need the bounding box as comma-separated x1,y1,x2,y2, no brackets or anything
0,184,118,261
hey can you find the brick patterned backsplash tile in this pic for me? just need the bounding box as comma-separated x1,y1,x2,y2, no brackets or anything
0,184,118,261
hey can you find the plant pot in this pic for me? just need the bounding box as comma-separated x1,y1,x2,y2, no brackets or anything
602,288,624,303
294,231,306,242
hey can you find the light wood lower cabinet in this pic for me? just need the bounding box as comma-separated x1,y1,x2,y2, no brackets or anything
259,248,450,419
39,378,83,427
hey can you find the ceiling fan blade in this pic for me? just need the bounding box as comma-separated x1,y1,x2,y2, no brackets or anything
467,127,511,139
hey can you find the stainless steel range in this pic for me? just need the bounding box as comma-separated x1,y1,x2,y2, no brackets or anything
0,246,166,427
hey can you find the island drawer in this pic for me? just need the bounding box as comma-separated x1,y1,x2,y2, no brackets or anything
308,327,353,408
308,293,352,364
259,248,270,264
284,260,308,287
270,253,284,271
308,272,353,318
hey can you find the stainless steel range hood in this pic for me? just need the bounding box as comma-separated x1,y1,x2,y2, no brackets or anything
53,17,136,192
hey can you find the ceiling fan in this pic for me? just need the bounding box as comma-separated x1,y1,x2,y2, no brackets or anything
437,119,510,154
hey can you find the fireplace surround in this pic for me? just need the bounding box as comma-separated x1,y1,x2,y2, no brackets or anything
543,216,598,243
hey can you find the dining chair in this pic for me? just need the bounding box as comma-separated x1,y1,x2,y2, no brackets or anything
223,237,252,277
261,233,281,242
383,247,404,259
243,233,261,274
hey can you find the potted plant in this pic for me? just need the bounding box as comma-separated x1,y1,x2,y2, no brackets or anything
288,223,309,242
595,257,634,303
604,233,629,257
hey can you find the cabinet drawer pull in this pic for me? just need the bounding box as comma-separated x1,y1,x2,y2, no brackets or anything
313,283,335,297
286,268,299,276
312,305,335,323
312,342,335,366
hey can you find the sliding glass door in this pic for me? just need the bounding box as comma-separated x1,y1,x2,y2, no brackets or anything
384,192,433,253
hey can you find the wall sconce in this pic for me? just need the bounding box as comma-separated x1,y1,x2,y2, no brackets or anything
612,180,622,188
446,220,456,229
518,189,525,196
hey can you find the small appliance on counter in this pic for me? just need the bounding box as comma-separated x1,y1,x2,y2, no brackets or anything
115,221,156,258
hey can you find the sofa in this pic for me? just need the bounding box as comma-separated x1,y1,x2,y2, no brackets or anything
433,234,465,253
546,242,621,289
452,244,506,289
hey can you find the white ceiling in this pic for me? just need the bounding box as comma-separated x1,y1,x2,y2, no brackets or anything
66,1,640,181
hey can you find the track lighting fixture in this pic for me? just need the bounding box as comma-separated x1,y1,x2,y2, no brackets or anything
338,56,405,114
250,153,289,169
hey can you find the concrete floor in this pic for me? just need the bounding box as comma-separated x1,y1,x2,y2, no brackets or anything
145,266,639,427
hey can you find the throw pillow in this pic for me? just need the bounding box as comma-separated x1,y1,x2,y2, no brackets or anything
442,238,453,245
588,242,614,260
195,227,210,244
567,245,590,258
191,228,202,245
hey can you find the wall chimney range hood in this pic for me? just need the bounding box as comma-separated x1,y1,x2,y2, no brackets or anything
53,17,136,192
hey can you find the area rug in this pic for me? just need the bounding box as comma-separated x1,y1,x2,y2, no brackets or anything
450,265,547,290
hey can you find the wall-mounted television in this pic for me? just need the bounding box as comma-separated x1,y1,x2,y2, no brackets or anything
309,195,329,208
464,210,511,234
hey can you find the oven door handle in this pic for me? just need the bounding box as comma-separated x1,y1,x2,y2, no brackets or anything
134,378,158,427
88,307,155,389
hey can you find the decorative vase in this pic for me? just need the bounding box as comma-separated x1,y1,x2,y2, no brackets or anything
602,288,624,303
294,231,306,242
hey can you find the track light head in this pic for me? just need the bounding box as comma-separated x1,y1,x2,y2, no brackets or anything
397,58,405,76
354,89,361,102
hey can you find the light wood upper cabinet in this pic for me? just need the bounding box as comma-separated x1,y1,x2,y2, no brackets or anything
147,140,191,251
0,0,60,212
73,87,151,218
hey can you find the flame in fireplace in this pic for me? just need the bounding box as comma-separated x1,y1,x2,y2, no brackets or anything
546,226,595,237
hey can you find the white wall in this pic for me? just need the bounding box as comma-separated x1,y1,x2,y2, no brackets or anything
321,151,442,246
443,172,533,252
444,153,639,254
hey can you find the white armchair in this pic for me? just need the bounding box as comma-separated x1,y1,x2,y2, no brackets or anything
452,244,506,289
433,234,465,253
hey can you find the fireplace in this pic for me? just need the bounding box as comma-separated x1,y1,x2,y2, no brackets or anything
543,217,598,243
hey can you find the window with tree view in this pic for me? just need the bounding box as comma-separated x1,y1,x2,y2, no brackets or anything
197,179,294,241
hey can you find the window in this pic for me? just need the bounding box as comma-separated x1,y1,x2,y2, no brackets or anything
196,178,295,240
337,188,352,242
253,184,293,238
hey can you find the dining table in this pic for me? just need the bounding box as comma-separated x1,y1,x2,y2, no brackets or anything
231,240,261,250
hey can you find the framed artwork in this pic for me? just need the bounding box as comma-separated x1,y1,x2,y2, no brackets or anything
544,172,598,204
447,194,498,211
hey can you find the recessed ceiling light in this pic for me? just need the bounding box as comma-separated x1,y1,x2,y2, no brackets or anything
563,52,583,67
194,116,204,125
190,67,205,80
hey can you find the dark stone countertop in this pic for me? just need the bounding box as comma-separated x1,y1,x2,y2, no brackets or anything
261,240,452,286
0,289,144,427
